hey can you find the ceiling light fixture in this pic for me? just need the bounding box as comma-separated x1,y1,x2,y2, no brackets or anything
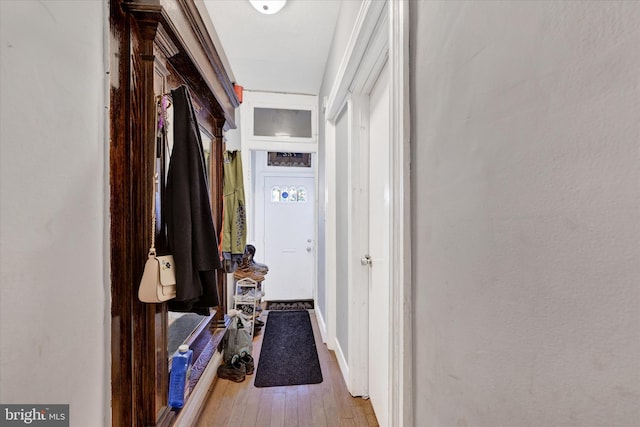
249,0,286,15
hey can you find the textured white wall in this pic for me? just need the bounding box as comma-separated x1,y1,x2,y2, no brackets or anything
410,1,640,425
0,1,109,425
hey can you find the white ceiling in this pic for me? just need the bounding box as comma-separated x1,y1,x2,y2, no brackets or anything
202,0,341,95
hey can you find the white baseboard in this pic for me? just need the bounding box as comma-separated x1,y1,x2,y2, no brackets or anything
315,307,328,344
333,338,350,391
172,351,223,427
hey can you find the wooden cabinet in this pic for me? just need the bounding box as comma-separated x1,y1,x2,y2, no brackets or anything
109,1,238,425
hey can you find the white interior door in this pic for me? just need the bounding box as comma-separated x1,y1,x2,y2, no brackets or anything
367,61,390,427
263,175,315,301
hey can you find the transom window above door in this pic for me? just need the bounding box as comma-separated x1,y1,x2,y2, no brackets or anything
254,107,312,138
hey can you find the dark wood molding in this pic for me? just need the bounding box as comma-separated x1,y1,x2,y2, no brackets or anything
158,0,238,128
212,119,226,327
189,327,226,390
110,0,234,425
156,23,180,58
110,1,134,426
124,2,162,41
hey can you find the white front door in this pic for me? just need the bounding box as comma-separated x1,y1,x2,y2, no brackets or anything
263,175,315,301
367,61,390,427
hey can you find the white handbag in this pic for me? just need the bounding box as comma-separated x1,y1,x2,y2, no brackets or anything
139,252,177,303
138,94,177,303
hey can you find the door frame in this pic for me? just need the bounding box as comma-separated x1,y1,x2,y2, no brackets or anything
238,91,320,310
240,144,318,312
239,91,319,244
324,1,411,425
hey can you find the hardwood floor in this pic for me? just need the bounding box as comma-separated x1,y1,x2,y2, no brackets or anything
196,310,379,427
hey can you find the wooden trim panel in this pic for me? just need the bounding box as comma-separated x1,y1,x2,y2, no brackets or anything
110,0,235,425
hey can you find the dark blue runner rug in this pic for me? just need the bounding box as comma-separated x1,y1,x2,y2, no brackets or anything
254,310,323,387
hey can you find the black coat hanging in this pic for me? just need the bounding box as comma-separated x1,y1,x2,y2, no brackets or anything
163,85,221,313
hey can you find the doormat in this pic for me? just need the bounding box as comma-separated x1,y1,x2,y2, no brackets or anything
265,299,314,311
254,310,323,387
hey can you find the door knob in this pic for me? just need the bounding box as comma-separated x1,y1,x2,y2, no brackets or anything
306,247,312,252
361,255,372,266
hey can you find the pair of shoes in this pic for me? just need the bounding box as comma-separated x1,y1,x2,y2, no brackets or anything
235,288,265,302
254,318,265,327
237,304,255,317
240,351,254,375
240,245,269,274
217,354,246,382
233,244,269,281
233,268,266,282
236,245,269,280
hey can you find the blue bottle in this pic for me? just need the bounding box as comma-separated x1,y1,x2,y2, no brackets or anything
168,344,193,408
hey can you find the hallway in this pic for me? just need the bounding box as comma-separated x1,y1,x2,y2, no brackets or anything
1,1,639,425
196,311,378,426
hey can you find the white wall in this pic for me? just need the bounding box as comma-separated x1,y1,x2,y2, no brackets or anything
224,107,241,151
317,0,363,333
0,1,109,426
411,1,640,425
